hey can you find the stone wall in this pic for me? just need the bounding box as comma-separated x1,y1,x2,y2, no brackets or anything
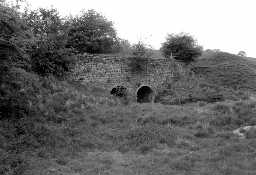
72,54,182,100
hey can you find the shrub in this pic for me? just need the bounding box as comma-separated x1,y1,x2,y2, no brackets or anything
0,91,31,120
0,67,39,120
22,7,76,77
23,8,64,41
0,3,32,71
115,39,132,56
0,2,27,40
238,51,246,57
66,9,118,54
131,41,153,57
30,39,76,77
161,33,202,64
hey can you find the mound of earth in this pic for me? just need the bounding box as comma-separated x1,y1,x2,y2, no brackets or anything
192,51,256,92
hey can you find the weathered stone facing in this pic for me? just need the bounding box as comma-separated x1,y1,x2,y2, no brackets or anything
72,54,182,98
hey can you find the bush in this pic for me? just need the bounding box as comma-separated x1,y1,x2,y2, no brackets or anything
30,39,76,77
161,33,202,64
115,39,132,56
23,8,64,41
22,7,76,77
131,41,153,57
0,3,27,40
0,3,32,71
0,67,40,120
66,9,118,54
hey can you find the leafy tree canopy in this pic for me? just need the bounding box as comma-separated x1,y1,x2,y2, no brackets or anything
23,7,66,45
131,41,153,57
161,33,203,64
67,9,118,54
238,51,246,57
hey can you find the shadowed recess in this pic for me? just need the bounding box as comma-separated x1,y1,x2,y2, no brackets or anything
137,86,154,103
110,85,127,97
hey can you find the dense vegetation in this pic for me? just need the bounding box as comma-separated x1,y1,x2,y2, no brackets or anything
66,9,120,54
1,1,256,175
161,33,203,64
192,51,256,92
155,50,256,105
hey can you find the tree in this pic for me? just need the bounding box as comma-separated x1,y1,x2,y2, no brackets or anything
30,39,75,77
116,38,132,55
23,7,75,77
0,1,31,70
127,42,154,75
132,41,147,57
23,8,66,45
131,41,153,57
238,51,246,57
66,9,118,54
161,33,203,64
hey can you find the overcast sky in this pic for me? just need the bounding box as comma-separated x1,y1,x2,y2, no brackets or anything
24,0,256,57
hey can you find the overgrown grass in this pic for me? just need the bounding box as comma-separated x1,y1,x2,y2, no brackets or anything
156,51,256,106
192,51,256,92
0,67,120,175
1,78,256,174
11,98,254,175
1,52,256,174
155,68,249,105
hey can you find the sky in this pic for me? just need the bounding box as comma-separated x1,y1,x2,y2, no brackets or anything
22,0,256,57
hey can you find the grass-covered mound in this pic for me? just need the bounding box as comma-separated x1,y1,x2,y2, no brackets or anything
1,63,256,175
2,75,256,175
2,2,256,174
155,70,249,105
192,51,256,92
156,51,256,105
0,67,120,175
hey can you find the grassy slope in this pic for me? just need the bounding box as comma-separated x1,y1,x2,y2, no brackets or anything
192,51,256,92
1,52,256,175
23,99,256,175
156,51,256,105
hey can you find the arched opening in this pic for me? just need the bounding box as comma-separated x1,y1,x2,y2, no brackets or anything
137,86,154,103
110,86,127,97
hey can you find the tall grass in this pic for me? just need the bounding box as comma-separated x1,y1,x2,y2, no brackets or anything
155,67,249,105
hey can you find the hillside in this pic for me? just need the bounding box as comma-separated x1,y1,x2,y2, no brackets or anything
155,51,256,105
192,51,256,92
1,1,256,174
1,63,256,175
2,38,256,174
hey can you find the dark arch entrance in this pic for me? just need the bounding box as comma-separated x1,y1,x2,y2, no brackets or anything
110,86,127,97
137,86,154,103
